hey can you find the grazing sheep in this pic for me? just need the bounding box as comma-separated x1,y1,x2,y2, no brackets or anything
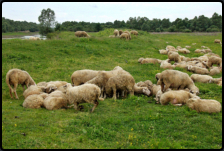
114,29,120,37
187,65,209,75
166,45,177,52
168,51,181,63
214,39,222,44
160,59,176,69
105,73,135,100
120,33,130,40
6,68,36,99
130,30,138,36
119,30,123,35
159,49,168,54
75,31,90,37
157,69,199,95
186,98,221,113
160,90,199,106
138,57,144,63
23,93,49,109
185,46,191,49
23,85,47,99
141,58,161,64
61,83,104,113
190,74,213,83
71,69,101,86
207,56,222,68
123,31,131,40
209,67,222,76
134,84,151,96
43,90,68,110
178,48,190,54
195,49,206,53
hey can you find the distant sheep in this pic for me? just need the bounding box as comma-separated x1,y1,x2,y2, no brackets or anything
204,48,212,53
141,58,161,64
130,30,138,36
178,48,190,54
190,74,213,83
119,30,123,35
179,55,191,62
176,46,182,50
166,45,177,52
168,51,181,63
214,39,222,44
138,57,144,63
209,67,222,76
123,31,131,40
114,29,120,37
109,35,115,38
29,37,40,40
120,33,130,40
186,98,221,113
185,46,191,49
195,49,206,53
160,59,176,69
75,31,90,37
159,49,168,54
192,43,196,45
187,65,209,75
6,68,36,99
23,93,48,109
211,77,222,84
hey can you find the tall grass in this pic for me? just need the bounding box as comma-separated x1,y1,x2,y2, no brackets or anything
2,30,222,149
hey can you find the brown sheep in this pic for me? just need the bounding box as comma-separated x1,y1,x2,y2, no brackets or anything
75,31,90,37
207,56,222,68
6,68,36,99
130,30,138,36
214,39,222,44
120,33,130,40
123,31,131,40
119,30,123,35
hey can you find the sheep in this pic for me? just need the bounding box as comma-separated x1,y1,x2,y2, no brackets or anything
71,69,101,86
141,58,161,64
214,39,222,44
204,48,212,53
176,46,182,50
36,81,47,87
109,35,115,38
185,46,191,49
138,57,144,63
201,46,206,48
6,68,36,99
179,55,191,62
23,93,49,109
160,59,176,69
167,51,181,63
45,81,68,91
155,73,161,82
195,49,206,53
207,56,222,68
192,43,196,45
120,33,130,40
209,67,222,76
159,49,168,54
29,37,40,40
114,29,120,37
178,48,190,54
190,74,213,83
130,30,138,36
191,55,209,62
157,69,199,95
119,30,123,35
105,73,135,100
186,98,221,113
160,90,199,106
23,85,48,99
166,45,177,52
187,65,209,75
211,77,222,84
60,83,104,113
187,61,207,69
136,80,153,90
173,61,188,69
43,90,69,110
75,31,90,38
217,81,222,86
154,88,172,104
123,31,131,39
134,84,151,96
204,52,220,58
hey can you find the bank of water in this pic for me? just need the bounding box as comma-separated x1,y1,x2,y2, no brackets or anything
2,34,47,40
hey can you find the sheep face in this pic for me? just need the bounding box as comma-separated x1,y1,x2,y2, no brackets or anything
142,88,151,96
189,86,199,95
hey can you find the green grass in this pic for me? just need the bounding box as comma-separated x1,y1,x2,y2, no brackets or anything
2,30,222,149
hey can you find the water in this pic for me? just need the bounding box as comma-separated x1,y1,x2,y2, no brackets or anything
2,34,47,40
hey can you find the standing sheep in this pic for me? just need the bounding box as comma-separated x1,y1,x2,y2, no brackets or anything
214,39,222,44
75,31,90,37
186,98,221,113
120,33,130,40
157,69,199,95
114,29,120,37
123,31,131,40
61,83,104,113
167,51,181,63
6,68,36,99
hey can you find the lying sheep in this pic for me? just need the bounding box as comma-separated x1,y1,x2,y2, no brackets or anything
186,98,221,113
114,29,120,37
75,31,90,37
23,93,49,109
166,45,177,51
204,48,212,53
154,88,172,104
195,49,206,53
192,43,196,45
109,35,115,38
134,84,151,96
71,69,101,86
36,81,47,87
61,83,104,113
23,85,48,99
176,46,182,50
201,46,206,48
43,90,68,110
178,48,190,54
217,81,222,86
105,73,135,100
136,80,153,90
157,69,199,95
207,56,222,68
138,57,144,63
120,33,130,40
187,65,209,75
141,58,161,64
168,51,181,63
173,61,188,69
160,59,176,69
180,55,191,62
190,74,213,83
211,77,222,84
191,55,209,62
45,81,68,93
160,90,199,106
209,67,222,76
6,68,36,99
159,49,168,54
214,39,222,44
185,46,191,49
130,30,138,36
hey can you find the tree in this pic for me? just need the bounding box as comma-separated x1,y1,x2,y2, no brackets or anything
38,8,56,35
55,22,61,31
141,23,150,32
95,23,102,32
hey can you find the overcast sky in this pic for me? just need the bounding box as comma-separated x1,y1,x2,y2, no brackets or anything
2,2,222,24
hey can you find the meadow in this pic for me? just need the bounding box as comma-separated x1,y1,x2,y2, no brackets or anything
2,29,222,149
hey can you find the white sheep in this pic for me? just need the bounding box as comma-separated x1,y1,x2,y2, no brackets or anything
160,59,176,69
75,31,90,37
157,69,199,95
178,48,190,54
187,65,209,75
23,85,47,99
120,33,130,40
186,98,221,113
185,46,191,49
141,58,161,64
123,31,131,40
214,39,222,44
176,46,182,50
173,61,188,69
192,43,196,45
134,84,151,96
114,29,120,37
195,49,206,53
22,93,49,109
167,51,181,63
160,90,199,106
138,57,145,63
6,68,36,99
166,45,177,52
207,56,222,68
159,49,168,54
109,35,115,38
130,30,138,36
60,83,104,113
190,74,213,83
209,67,222,76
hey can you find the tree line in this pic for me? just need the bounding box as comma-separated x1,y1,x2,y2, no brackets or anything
2,12,222,33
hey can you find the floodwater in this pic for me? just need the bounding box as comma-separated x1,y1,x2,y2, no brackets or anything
2,34,47,40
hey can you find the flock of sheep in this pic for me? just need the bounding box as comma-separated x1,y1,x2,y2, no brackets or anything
5,32,222,114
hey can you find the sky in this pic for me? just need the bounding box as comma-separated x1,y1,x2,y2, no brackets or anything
2,2,222,24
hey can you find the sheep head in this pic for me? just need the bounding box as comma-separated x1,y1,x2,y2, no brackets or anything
189,85,199,95
142,87,151,96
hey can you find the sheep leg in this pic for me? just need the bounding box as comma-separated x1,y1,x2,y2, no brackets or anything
73,102,79,111
22,85,25,92
13,83,19,99
9,88,13,99
112,87,117,100
90,100,99,113
161,82,165,92
163,83,170,92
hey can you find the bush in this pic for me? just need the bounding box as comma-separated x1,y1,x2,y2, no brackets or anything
156,28,161,32
183,29,191,33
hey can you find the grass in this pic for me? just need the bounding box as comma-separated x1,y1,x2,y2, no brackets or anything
2,30,222,149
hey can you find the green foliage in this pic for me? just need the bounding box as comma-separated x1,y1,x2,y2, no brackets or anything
183,29,192,32
95,23,103,32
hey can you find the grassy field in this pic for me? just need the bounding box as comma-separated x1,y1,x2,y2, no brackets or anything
2,29,222,149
